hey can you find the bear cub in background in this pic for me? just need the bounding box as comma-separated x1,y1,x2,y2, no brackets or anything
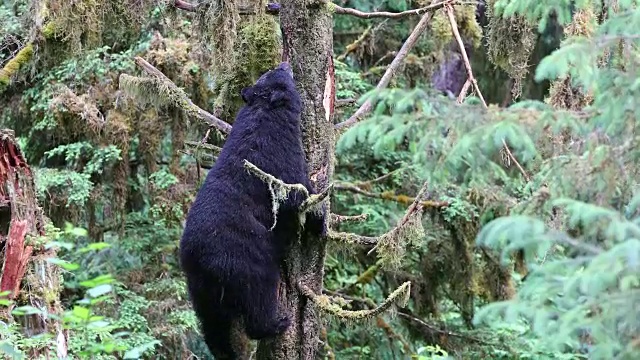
179,61,326,359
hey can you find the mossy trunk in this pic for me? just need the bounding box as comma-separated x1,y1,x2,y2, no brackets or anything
256,0,334,358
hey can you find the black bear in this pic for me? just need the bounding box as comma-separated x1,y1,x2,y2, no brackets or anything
180,62,325,359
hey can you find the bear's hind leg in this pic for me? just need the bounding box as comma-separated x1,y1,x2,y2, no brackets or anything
241,275,290,339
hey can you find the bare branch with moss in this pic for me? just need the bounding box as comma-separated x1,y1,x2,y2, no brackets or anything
183,141,223,156
334,182,448,209
328,0,458,20
329,181,432,267
334,7,439,131
299,281,411,320
328,231,378,246
120,57,232,134
301,184,333,214
243,160,331,232
330,213,368,226
0,43,34,89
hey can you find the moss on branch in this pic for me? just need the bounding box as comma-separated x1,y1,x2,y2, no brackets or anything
299,281,411,320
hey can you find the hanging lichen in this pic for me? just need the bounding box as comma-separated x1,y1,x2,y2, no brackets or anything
375,209,426,270
548,7,598,110
194,0,240,74
486,0,537,99
430,4,483,51
214,13,281,120
136,108,164,175
104,109,131,234
170,108,186,177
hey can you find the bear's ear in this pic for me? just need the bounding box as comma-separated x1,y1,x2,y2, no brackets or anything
269,89,289,107
241,87,255,104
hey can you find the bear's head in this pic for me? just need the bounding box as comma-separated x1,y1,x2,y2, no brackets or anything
240,62,301,110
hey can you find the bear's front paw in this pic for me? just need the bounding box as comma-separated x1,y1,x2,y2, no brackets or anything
246,315,291,339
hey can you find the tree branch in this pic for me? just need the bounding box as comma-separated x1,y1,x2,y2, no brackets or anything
334,6,440,131
444,3,486,107
327,231,378,246
126,57,232,134
330,213,368,226
443,4,531,181
299,281,411,320
301,184,333,214
334,182,448,209
183,140,222,156
329,0,455,19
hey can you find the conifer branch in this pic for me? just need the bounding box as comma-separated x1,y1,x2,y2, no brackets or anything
299,281,411,320
444,4,530,181
125,57,232,134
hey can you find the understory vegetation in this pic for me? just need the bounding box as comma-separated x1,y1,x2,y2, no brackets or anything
0,0,639,359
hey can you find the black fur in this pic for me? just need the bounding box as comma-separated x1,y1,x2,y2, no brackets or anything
180,62,325,359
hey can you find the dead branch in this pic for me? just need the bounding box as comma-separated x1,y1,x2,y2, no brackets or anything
444,4,486,107
243,160,309,196
330,213,368,226
130,57,232,134
301,184,334,214
334,7,440,131
183,140,222,156
336,25,373,62
457,79,471,103
336,98,357,107
444,4,530,181
501,138,531,181
334,182,448,209
299,281,411,320
365,180,431,259
396,308,490,344
329,0,455,20
328,231,378,246
323,289,377,308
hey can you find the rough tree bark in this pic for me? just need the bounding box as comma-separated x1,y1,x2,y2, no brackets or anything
0,129,66,357
256,0,335,358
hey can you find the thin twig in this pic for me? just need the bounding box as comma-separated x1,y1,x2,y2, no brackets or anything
334,5,443,131
457,79,471,103
444,5,532,182
331,0,466,20
133,57,232,134
501,138,530,181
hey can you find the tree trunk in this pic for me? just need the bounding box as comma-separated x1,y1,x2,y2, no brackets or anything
0,129,66,358
256,0,335,358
